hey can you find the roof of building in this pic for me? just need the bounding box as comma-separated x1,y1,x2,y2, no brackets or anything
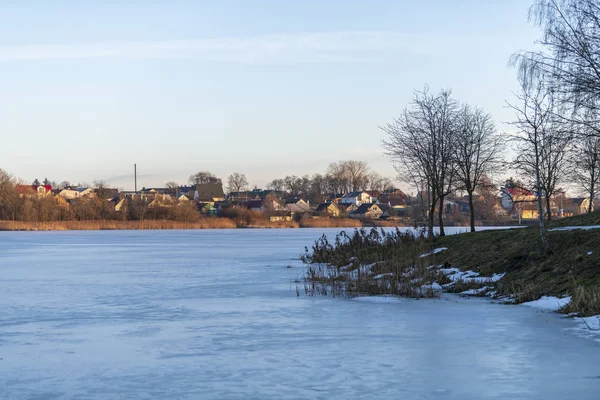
342,191,366,199
504,187,535,198
352,203,381,215
195,183,225,199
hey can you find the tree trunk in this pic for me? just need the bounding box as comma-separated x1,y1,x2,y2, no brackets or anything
536,174,549,252
545,195,552,222
589,178,595,213
428,198,436,240
438,195,445,237
467,190,475,233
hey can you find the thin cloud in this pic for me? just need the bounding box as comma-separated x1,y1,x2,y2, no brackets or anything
0,31,442,64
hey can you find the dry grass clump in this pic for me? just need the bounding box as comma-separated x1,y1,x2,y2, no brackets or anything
299,217,362,228
560,285,600,317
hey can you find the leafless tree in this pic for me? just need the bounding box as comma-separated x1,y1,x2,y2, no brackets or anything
267,178,285,192
506,79,558,250
512,0,600,133
188,171,221,185
570,135,600,212
227,173,249,193
326,161,370,193
454,104,504,232
382,87,458,238
165,181,179,196
367,172,394,192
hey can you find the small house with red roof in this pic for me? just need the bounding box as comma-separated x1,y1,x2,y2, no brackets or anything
16,184,52,198
501,187,536,211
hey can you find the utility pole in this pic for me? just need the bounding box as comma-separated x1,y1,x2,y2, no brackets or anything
134,164,137,193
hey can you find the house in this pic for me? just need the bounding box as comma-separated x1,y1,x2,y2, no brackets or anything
198,202,218,216
338,203,358,215
377,203,395,218
568,197,592,215
58,187,94,200
315,202,341,217
177,193,190,202
285,198,310,214
501,187,536,210
515,202,539,220
268,210,293,222
379,189,408,209
340,191,374,206
195,183,225,203
17,184,52,198
350,203,384,219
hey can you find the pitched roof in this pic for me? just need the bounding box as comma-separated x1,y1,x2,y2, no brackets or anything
342,191,365,199
352,203,381,215
195,183,225,199
505,187,534,198
316,202,339,212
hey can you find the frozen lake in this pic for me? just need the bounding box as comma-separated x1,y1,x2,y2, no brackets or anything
1,228,599,399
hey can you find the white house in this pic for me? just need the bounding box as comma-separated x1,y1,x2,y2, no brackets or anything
58,187,94,200
339,191,374,206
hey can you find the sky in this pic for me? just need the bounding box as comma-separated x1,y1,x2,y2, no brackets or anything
0,0,541,191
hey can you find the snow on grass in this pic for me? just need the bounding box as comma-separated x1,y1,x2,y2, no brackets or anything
549,225,600,232
587,251,593,255
521,296,571,311
438,267,505,284
373,273,393,280
461,286,492,296
419,247,448,258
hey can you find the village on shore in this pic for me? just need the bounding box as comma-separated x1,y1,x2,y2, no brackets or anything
5,175,596,226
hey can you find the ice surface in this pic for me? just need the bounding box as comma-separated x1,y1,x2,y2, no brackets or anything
521,296,572,311
1,228,600,399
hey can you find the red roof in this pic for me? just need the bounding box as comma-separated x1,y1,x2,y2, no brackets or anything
16,184,51,194
506,187,534,197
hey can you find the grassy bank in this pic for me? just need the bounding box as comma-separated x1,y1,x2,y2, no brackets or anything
301,212,600,316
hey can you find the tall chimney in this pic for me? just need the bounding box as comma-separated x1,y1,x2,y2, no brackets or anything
134,163,137,193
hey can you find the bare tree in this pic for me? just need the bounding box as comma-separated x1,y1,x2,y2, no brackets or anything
326,161,370,193
165,181,179,196
382,87,459,238
188,171,221,185
267,179,285,192
570,135,600,212
507,79,555,250
512,0,600,133
227,173,249,193
454,104,504,232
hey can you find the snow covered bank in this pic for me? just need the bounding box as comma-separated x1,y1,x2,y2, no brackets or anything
419,247,448,258
548,225,600,232
521,296,571,311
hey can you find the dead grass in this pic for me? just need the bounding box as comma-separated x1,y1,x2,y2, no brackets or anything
0,219,238,231
299,217,362,228
560,285,600,317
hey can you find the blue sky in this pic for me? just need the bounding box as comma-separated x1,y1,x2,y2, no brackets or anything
0,0,539,190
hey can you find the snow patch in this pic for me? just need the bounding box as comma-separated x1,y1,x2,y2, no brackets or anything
461,286,492,296
438,267,505,284
419,247,448,258
373,273,393,280
588,251,593,256
521,296,571,311
549,225,600,232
